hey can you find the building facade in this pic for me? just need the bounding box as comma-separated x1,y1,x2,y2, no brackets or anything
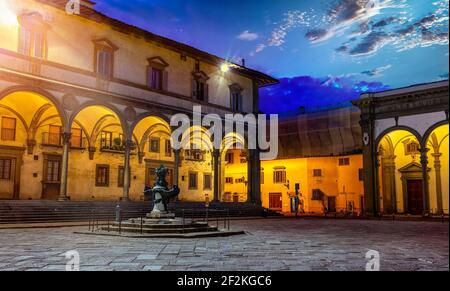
353,81,449,216
0,0,277,202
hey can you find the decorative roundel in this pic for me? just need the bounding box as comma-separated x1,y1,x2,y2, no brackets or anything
124,106,137,122
363,132,370,146
62,94,79,111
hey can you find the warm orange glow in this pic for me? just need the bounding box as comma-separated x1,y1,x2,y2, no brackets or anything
0,1,18,26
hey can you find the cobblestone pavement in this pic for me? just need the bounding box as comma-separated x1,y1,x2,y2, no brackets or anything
0,219,448,271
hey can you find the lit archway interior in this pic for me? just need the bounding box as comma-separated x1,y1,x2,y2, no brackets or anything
67,105,125,201
0,91,63,200
377,129,423,214
221,132,247,203
131,116,173,196
178,126,213,202
425,124,449,214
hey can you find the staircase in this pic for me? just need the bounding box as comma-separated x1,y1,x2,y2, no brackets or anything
0,200,281,224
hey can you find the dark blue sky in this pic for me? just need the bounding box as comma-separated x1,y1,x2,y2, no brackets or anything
94,0,449,114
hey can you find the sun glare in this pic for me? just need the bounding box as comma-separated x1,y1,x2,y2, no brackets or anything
0,1,18,26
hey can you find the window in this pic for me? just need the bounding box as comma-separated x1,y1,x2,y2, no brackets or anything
192,71,209,102
338,158,350,166
231,92,243,111
185,149,204,161
71,128,82,148
195,80,206,101
235,177,246,184
149,68,163,90
96,49,113,78
225,152,234,164
358,169,364,181
45,159,60,182
48,125,62,146
149,138,160,153
229,84,243,111
273,169,286,184
96,165,110,187
18,26,46,58
164,140,172,157
312,189,324,201
313,169,322,177
405,141,420,155
188,172,198,189
100,131,112,149
225,177,233,184
204,173,212,190
147,57,169,91
1,117,16,141
118,166,126,188
0,158,12,180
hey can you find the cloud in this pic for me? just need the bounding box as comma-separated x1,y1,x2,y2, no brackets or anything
305,29,330,42
259,75,390,114
237,30,259,41
372,17,399,28
349,32,393,56
361,64,392,77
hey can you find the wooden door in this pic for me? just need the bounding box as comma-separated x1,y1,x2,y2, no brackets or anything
42,155,61,200
407,180,423,215
328,196,337,212
269,193,282,210
0,157,16,199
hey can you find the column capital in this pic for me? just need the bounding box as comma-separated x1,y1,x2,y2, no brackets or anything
62,132,72,144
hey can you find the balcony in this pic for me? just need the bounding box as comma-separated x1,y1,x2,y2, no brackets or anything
41,132,86,149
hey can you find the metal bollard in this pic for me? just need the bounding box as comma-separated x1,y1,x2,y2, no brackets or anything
115,204,121,222
140,217,143,234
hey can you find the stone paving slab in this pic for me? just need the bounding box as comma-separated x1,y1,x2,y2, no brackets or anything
0,219,448,271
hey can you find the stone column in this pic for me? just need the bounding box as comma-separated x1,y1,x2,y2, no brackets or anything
246,150,253,204
213,149,220,202
381,155,397,214
420,148,430,216
59,132,71,201
250,149,261,205
432,153,443,214
122,139,132,201
173,149,181,187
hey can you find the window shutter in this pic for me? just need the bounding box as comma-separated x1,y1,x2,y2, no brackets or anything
163,71,169,91
147,66,152,87
205,83,209,102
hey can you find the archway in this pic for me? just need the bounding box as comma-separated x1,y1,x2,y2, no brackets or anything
67,105,126,201
424,123,449,215
0,90,65,200
220,132,247,203
178,126,214,202
131,116,173,200
377,129,425,214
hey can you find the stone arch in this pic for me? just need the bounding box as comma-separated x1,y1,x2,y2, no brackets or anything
421,120,449,149
68,101,128,137
0,86,68,128
376,126,423,151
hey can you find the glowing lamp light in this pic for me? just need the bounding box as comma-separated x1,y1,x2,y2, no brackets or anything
220,63,230,73
0,1,18,26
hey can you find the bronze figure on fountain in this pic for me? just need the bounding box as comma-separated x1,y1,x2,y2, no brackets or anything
144,165,180,218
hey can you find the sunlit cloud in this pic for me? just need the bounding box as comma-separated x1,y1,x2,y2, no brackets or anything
237,30,259,41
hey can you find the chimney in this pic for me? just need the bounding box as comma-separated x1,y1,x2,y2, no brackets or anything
241,59,246,67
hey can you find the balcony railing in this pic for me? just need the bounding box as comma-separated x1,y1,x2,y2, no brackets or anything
41,132,86,148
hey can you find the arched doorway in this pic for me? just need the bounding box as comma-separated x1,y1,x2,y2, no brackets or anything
424,123,449,215
0,90,66,200
377,129,426,214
